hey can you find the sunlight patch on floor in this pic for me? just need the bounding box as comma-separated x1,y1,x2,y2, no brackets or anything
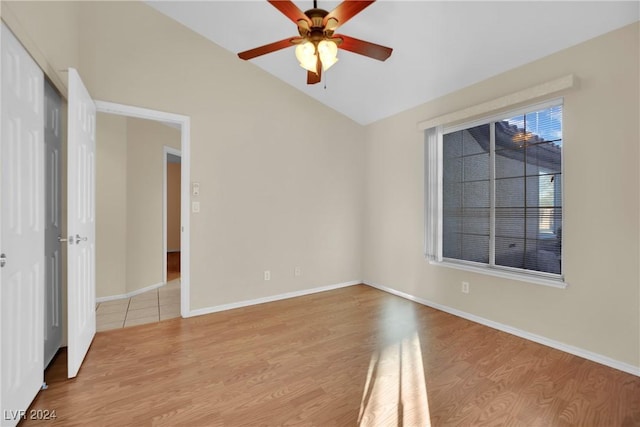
358,332,431,426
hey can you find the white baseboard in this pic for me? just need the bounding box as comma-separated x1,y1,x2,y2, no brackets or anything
188,280,361,318
364,281,640,378
96,281,166,303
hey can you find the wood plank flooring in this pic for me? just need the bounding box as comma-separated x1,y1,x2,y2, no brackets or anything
23,285,640,426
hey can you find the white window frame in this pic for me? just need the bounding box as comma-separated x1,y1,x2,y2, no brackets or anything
425,98,567,289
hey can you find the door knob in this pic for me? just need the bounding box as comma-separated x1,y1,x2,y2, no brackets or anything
0,253,6,268
75,234,88,243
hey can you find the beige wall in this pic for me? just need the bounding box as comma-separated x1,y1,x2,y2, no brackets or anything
76,1,365,307
167,162,181,252
126,118,180,292
96,113,128,298
363,23,640,368
9,1,364,305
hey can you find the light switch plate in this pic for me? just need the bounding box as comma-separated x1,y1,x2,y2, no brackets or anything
192,201,200,213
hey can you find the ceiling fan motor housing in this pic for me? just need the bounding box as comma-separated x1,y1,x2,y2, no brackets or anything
298,8,338,43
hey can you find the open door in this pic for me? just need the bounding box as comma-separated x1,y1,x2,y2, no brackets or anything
0,24,45,426
66,68,96,379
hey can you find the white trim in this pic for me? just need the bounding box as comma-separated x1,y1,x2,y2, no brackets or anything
364,281,640,378
96,281,165,303
188,281,360,318
418,74,576,130
443,98,564,134
95,100,191,319
163,146,181,285
431,259,567,289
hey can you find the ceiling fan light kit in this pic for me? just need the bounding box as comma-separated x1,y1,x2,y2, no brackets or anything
237,0,393,85
295,39,338,73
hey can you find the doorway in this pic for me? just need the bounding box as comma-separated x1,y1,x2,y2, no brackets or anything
93,109,189,330
95,101,190,320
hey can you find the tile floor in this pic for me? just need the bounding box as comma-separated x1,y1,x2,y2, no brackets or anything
96,279,181,332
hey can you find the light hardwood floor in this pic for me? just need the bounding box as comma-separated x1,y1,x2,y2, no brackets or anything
25,285,640,426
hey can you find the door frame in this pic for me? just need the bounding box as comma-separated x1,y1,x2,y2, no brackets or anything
94,101,191,318
163,146,181,284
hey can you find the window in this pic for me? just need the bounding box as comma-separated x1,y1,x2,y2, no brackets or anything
426,100,563,283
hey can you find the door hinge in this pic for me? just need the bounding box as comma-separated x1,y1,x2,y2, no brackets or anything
0,253,6,268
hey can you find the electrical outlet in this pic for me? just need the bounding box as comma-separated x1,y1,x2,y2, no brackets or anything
294,267,302,277
462,281,470,294
264,270,271,281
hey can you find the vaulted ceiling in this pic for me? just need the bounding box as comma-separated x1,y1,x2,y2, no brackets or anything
148,1,639,125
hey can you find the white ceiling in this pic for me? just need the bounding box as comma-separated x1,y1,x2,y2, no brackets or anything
147,1,639,125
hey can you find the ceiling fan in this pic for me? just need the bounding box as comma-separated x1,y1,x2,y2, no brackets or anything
237,0,393,85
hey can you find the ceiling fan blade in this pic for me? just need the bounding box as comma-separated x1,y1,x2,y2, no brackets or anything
334,34,392,61
324,0,375,30
307,70,321,85
268,0,312,26
238,37,302,60
307,57,322,85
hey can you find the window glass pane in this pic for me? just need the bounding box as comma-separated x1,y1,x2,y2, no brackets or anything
524,240,561,274
495,237,525,268
463,153,489,181
525,142,562,176
495,208,524,239
495,148,525,179
443,158,462,185
443,215,462,259
495,118,524,151
443,124,490,264
435,104,561,278
495,177,524,207
462,208,490,235
463,181,490,208
526,207,562,237
538,174,556,207
525,105,562,144
443,131,462,159
461,235,489,263
462,125,490,156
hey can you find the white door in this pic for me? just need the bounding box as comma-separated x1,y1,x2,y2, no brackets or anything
44,80,62,368
0,24,45,426
66,68,96,379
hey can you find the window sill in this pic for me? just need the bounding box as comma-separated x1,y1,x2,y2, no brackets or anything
428,259,568,289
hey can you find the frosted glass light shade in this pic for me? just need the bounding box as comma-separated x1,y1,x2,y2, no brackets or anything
295,42,317,72
318,40,338,71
